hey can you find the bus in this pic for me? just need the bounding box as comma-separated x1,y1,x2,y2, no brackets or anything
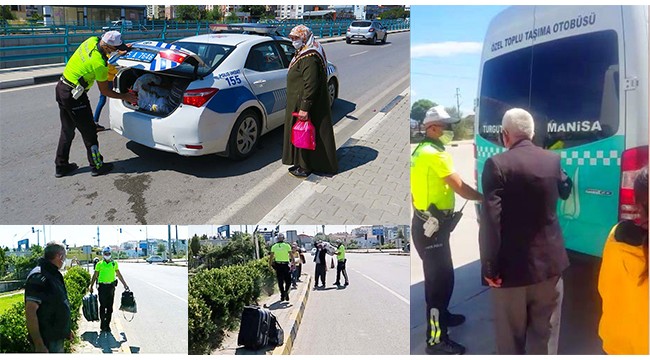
474,6,648,257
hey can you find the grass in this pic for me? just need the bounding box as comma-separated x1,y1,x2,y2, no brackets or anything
0,293,24,314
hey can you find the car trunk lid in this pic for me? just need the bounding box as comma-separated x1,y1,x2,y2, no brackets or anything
111,40,206,80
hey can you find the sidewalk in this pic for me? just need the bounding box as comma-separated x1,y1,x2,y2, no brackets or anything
260,89,410,225
214,273,312,355
74,295,131,354
0,29,409,90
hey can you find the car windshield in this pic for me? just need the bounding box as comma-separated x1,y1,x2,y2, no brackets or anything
171,41,236,78
351,21,371,27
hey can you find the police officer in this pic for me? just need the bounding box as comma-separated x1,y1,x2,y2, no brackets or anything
89,247,129,332
25,242,73,353
55,30,138,178
333,240,349,287
411,106,482,355
269,233,294,302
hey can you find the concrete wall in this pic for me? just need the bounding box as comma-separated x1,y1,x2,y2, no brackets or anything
0,280,24,293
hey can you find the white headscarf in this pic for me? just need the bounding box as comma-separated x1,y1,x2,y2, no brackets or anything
288,25,327,72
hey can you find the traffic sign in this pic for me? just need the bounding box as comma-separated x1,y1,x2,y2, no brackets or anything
372,226,384,236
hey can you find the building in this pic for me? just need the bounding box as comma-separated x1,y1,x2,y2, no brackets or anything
37,5,146,26
328,5,361,20
277,5,328,20
146,5,165,20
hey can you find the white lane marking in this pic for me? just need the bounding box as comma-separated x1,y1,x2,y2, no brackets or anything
351,268,409,305
145,282,187,303
349,51,369,57
0,82,54,93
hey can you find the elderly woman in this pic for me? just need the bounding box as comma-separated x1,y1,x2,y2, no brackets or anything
283,25,338,178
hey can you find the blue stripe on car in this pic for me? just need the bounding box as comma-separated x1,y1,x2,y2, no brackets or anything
205,86,257,113
257,88,287,115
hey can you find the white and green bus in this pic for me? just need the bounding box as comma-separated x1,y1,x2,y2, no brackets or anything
475,6,648,257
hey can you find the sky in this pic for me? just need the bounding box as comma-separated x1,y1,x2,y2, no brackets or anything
410,5,507,116
187,225,365,238
0,225,189,249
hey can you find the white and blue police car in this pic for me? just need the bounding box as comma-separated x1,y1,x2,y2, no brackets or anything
109,24,339,159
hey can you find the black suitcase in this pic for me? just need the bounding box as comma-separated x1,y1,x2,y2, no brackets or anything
82,293,99,322
237,306,271,349
268,312,284,347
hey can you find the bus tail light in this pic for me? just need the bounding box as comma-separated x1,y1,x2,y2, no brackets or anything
619,146,649,221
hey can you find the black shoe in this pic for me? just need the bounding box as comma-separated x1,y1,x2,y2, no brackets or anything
289,167,311,178
333,282,341,286
96,124,107,132
344,282,349,286
425,338,466,355
288,165,299,172
447,313,466,327
91,162,113,177
285,293,289,302
55,163,78,178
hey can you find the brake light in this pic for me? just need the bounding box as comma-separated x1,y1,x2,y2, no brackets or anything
185,144,203,150
183,88,218,107
347,27,351,32
159,50,187,64
369,28,375,32
618,146,649,221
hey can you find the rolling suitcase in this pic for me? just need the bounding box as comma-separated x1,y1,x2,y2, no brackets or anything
237,306,271,349
82,293,99,322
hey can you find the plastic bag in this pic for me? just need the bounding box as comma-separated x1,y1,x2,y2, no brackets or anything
290,112,316,150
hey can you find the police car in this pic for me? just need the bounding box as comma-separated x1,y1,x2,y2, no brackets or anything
109,24,340,159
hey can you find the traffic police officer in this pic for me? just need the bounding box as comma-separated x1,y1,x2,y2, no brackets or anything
333,240,349,287
25,242,73,353
55,30,137,178
411,106,482,355
269,233,294,302
89,247,129,332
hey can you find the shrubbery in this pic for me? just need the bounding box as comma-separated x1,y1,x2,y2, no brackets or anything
188,258,275,355
0,265,90,353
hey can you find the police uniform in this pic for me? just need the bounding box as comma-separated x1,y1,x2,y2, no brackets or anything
334,244,349,286
271,241,293,301
55,36,109,174
95,259,119,330
411,137,457,347
24,258,71,353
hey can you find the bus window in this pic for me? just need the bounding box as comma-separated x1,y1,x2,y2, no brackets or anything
478,30,619,150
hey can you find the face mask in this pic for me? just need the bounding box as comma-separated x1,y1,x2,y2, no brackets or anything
439,130,455,145
103,255,111,261
292,39,303,49
59,256,66,270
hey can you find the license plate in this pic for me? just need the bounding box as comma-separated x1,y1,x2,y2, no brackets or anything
353,35,364,39
123,50,156,63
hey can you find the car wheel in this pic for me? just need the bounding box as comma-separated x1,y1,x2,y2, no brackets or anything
228,109,261,160
327,79,338,107
371,34,377,45
382,33,387,44
346,38,351,44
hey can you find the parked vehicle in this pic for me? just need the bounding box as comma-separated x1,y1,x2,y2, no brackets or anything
102,20,133,31
109,24,339,160
146,255,167,263
346,20,387,45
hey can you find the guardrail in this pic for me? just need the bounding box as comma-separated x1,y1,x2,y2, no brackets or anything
0,19,409,69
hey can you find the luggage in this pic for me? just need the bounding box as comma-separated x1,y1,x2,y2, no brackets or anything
238,306,272,349
82,293,99,322
119,290,137,313
268,312,284,347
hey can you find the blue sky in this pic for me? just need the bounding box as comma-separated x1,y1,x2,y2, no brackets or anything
411,5,507,116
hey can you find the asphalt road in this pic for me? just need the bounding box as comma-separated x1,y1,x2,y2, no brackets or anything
0,32,410,225
410,142,604,355
109,262,188,354
292,252,409,355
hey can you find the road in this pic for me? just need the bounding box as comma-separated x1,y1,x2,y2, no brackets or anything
292,252,409,355
410,142,604,354
0,32,410,225
109,262,188,354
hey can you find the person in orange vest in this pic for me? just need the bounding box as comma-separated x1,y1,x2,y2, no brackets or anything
598,167,648,354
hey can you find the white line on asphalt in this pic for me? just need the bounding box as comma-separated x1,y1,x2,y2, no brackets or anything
351,268,410,305
0,82,53,93
145,282,187,304
210,77,409,224
349,51,369,57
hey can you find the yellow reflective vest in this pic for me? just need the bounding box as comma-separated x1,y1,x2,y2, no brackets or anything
598,224,648,355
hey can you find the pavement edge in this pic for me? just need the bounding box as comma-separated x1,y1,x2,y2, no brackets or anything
271,274,312,355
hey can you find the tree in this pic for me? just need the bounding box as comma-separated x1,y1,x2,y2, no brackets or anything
190,235,201,257
379,7,407,20
410,99,437,123
157,243,166,256
0,246,8,277
241,5,266,17
0,6,15,21
226,12,240,23
205,7,222,21
175,5,200,21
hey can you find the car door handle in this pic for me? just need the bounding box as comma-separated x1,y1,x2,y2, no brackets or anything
253,80,266,85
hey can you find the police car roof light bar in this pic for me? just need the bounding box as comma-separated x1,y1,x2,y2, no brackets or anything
209,23,280,36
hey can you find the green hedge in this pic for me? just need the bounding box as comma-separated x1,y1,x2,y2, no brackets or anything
0,265,90,353
188,258,275,355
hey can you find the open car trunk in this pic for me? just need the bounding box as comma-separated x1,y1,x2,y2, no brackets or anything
115,68,192,117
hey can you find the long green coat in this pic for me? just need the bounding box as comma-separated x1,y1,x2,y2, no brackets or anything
282,52,338,175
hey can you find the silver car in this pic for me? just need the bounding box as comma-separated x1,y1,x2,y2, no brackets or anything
346,20,388,45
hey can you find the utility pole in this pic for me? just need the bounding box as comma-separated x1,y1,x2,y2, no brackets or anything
455,87,462,120
168,225,172,262
96,226,100,248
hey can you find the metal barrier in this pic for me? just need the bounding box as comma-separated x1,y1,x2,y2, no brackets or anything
0,19,409,68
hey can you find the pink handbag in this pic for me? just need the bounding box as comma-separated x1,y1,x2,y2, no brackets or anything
290,112,316,150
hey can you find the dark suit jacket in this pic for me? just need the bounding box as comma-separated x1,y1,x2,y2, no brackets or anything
314,248,327,265
479,139,571,288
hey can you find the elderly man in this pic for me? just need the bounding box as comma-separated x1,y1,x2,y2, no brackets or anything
25,242,73,353
55,30,137,178
479,108,572,355
411,106,483,355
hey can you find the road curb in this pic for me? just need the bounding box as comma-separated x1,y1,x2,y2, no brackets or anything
317,29,409,44
112,308,132,354
271,274,312,355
